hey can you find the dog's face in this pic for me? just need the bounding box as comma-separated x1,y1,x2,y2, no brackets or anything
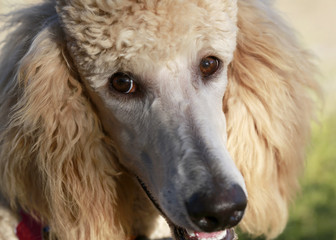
59,0,247,239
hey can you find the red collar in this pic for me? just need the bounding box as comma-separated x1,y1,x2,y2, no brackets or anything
16,211,136,240
16,211,44,240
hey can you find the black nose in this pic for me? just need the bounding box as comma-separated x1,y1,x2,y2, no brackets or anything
185,184,247,232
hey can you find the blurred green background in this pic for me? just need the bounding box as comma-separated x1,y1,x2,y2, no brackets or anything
241,0,336,239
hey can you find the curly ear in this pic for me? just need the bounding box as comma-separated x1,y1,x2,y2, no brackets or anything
225,1,319,238
0,19,130,239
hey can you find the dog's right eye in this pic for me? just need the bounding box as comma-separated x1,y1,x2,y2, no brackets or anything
109,72,137,94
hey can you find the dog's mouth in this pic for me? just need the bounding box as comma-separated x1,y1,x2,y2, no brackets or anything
136,177,238,240
172,225,237,240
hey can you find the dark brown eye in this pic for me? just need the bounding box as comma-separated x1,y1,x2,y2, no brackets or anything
109,72,136,94
199,56,220,77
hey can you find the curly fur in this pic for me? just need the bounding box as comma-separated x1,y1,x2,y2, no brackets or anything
0,0,319,239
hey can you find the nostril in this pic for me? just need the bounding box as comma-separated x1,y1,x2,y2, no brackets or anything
227,210,245,228
186,192,222,232
194,216,219,232
230,211,243,223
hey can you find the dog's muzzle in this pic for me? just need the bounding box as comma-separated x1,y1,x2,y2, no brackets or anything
136,177,246,240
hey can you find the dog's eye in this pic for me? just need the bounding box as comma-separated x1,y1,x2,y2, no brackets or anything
199,56,220,77
109,72,137,94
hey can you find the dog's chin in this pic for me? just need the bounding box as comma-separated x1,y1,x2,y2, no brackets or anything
136,177,238,240
170,223,237,240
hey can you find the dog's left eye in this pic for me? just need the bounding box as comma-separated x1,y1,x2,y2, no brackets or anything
109,72,137,94
199,56,220,77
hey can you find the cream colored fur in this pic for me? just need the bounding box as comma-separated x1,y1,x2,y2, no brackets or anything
0,0,319,239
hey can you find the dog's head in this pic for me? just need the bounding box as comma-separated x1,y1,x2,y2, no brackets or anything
58,0,246,239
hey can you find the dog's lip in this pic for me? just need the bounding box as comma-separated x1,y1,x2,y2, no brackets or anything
171,223,237,240
136,176,238,240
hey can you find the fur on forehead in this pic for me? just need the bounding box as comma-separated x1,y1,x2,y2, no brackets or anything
57,0,238,75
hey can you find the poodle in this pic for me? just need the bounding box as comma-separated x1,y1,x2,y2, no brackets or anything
0,0,319,240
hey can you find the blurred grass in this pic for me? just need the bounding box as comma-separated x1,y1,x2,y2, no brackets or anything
278,113,336,240
239,112,336,240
